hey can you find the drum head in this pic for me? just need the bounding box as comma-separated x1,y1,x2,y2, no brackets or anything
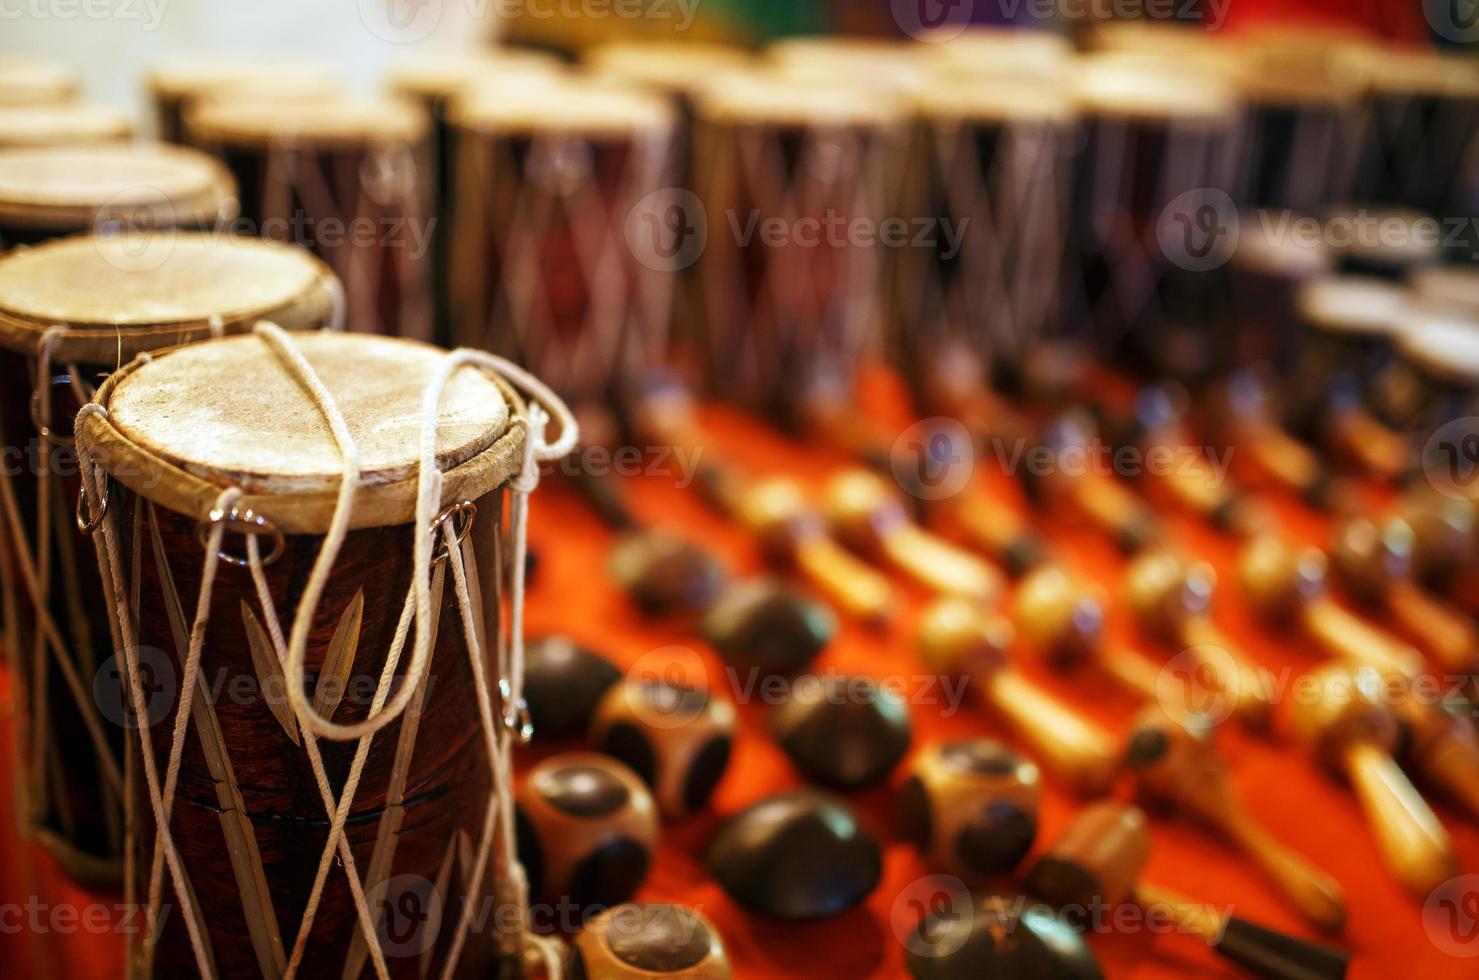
0,54,76,105
453,78,672,137
0,102,133,148
1398,309,1479,385
106,332,511,496
1297,275,1407,337
389,49,562,101
187,96,429,148
694,69,903,127
0,142,237,232
0,233,337,357
1075,52,1236,123
147,55,338,100
1412,266,1479,314
586,42,750,95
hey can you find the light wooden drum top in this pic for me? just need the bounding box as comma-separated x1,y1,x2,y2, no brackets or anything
919,26,1072,80
1397,307,1479,385
453,78,673,136
0,53,77,105
1073,52,1237,123
1412,266,1479,314
82,333,526,535
1339,45,1479,98
586,41,751,94
1297,276,1409,337
916,77,1075,124
0,233,336,359
0,102,132,148
693,70,905,127
187,95,429,148
0,142,236,232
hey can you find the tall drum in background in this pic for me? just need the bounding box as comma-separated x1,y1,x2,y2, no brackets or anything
448,80,675,411
0,53,77,106
0,141,237,250
146,56,342,144
187,96,435,339
0,102,133,150
690,73,906,423
896,79,1076,408
1070,53,1239,377
0,233,339,884
74,330,571,979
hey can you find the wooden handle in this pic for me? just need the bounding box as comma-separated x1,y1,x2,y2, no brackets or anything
984,670,1120,796
1332,408,1409,483
1160,453,1234,518
885,524,1001,601
1398,700,1479,824
1182,620,1277,732
1072,473,1155,550
1304,600,1424,680
1248,427,1322,492
1344,742,1456,895
1098,645,1164,703
1221,809,1348,933
793,537,893,626
1130,881,1226,943
1387,581,1479,675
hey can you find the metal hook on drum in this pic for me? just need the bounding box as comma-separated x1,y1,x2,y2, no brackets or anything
429,500,478,568
197,504,287,568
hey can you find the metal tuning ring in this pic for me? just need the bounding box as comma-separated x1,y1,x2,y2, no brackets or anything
429,500,478,568
197,504,287,568
75,477,111,536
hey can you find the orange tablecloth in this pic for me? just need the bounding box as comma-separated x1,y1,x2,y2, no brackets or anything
2,377,1478,978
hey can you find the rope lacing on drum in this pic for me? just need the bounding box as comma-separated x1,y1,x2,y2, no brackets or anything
78,323,577,980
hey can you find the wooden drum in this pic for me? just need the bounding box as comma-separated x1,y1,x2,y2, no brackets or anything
0,53,77,106
0,142,237,251
186,96,435,340
0,233,339,884
74,329,574,978
690,71,906,421
896,78,1076,406
146,56,342,145
447,79,675,408
1069,53,1238,371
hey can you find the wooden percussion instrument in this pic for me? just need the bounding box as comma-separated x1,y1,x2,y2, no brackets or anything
1239,535,1425,681
1291,665,1456,895
689,70,905,422
823,468,1001,601
0,102,132,149
1225,220,1333,373
1124,708,1346,931
0,53,77,106
186,95,434,340
74,328,574,978
1026,802,1350,980
388,48,565,336
1389,304,1479,440
1344,47,1479,239
1329,515,1478,676
894,75,1075,405
0,233,337,885
919,26,1072,82
1013,564,1165,702
0,142,237,251
1069,52,1238,369
1123,550,1276,731
917,597,1119,796
1397,486,1477,593
146,55,341,144
1411,264,1479,316
448,78,675,408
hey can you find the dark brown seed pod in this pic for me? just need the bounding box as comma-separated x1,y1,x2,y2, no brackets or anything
571,903,732,980
770,674,912,789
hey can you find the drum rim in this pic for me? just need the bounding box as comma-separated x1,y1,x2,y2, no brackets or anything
0,101,134,148
450,80,675,136
1297,274,1408,336
0,232,337,361
185,94,431,148
0,53,78,106
0,141,238,233
1397,307,1479,385
77,334,529,535
145,55,339,99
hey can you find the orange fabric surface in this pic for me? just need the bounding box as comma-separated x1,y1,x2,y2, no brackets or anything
2,372,1478,978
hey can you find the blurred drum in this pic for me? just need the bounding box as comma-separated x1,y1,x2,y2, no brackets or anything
0,141,236,251
918,26,1072,83
1411,265,1479,315
690,71,907,422
0,102,133,149
187,96,435,339
447,79,675,409
1390,305,1479,434
0,233,339,885
74,328,571,978
1225,217,1332,372
146,55,341,144
1322,204,1442,280
895,79,1076,408
389,48,565,337
0,53,77,106
1069,53,1239,372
